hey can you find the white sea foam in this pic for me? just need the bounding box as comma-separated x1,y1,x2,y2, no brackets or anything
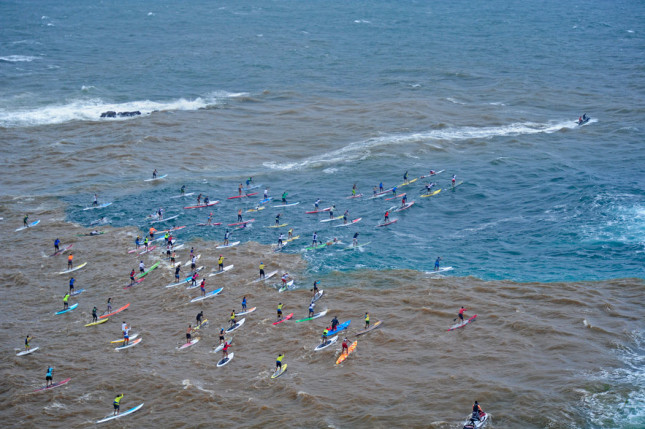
0,91,248,128
264,120,578,171
0,55,39,62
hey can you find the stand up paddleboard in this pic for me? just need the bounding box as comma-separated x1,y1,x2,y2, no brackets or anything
96,403,144,424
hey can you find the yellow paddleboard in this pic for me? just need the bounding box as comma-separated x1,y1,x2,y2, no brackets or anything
421,189,442,198
267,223,288,228
398,177,419,187
286,235,300,242
335,340,357,365
85,318,108,327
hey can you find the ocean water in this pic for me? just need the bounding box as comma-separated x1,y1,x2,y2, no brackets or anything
1,1,644,427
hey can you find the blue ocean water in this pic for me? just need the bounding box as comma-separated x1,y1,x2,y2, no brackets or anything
2,0,643,283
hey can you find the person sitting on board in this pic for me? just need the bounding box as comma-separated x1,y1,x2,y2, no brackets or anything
281,273,290,287
275,353,285,372
89,230,101,236
434,257,442,271
152,169,157,179
229,310,236,327
364,312,370,329
331,316,339,331
472,401,484,420
321,328,329,344
218,255,224,272
425,182,435,193
277,302,284,320
242,296,247,311
353,232,359,247
341,337,349,354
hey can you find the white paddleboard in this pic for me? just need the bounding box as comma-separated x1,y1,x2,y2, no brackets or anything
208,265,234,277
314,335,338,351
216,241,240,249
16,347,39,356
144,174,168,182
217,352,234,367
225,318,245,333
57,262,87,274
96,403,144,423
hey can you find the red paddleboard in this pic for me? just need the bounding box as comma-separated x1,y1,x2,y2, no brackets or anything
196,222,222,226
123,277,145,289
345,193,363,199
447,314,477,331
377,219,399,227
34,377,71,392
272,313,293,325
385,193,406,201
305,207,332,214
100,303,130,319
156,226,186,233
227,192,258,199
184,202,219,209
227,219,255,226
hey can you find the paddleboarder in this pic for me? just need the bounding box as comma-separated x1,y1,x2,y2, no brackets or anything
196,311,204,325
229,310,237,327
434,257,441,271
364,312,370,329
277,302,284,320
223,230,230,246
308,302,315,318
23,214,29,227
113,393,124,415
341,337,349,354
259,262,265,279
25,335,32,351
67,253,73,269
457,306,467,324
92,306,98,323
199,279,206,297
54,238,60,253
275,213,282,226
241,296,247,311
275,353,285,372
62,292,70,310
186,324,193,343
45,366,54,387
353,232,359,247
218,255,224,272
69,277,75,293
